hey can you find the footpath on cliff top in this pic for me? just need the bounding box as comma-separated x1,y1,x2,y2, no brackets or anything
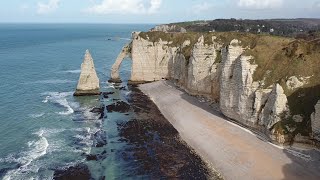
139,80,320,180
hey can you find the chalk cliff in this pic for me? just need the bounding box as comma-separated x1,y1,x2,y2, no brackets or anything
111,31,320,145
74,50,100,96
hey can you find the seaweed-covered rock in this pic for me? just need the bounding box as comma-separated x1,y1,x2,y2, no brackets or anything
53,164,91,180
106,101,131,113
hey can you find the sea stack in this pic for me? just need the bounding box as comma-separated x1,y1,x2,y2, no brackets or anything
74,50,100,96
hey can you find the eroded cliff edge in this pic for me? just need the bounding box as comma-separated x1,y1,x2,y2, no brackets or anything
111,31,320,145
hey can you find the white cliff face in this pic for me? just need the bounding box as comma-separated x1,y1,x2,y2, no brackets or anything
130,32,175,82
129,33,223,98
219,40,260,125
111,33,292,143
259,84,288,129
187,36,221,96
74,50,100,96
311,101,320,141
219,40,289,130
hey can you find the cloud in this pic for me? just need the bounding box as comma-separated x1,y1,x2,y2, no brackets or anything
85,0,162,14
193,2,214,14
238,0,283,9
314,1,320,8
37,0,60,14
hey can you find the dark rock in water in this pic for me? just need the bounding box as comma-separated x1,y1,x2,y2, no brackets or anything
53,164,91,180
103,94,109,99
86,154,98,161
90,107,105,119
86,150,108,161
106,101,130,113
113,98,120,101
90,107,104,113
94,130,107,147
104,91,115,95
102,92,114,98
108,79,122,83
119,86,127,90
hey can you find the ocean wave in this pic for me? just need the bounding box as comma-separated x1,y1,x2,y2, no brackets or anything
3,130,49,180
42,96,50,103
119,37,131,41
29,113,45,118
56,98,75,115
41,92,75,115
72,127,94,154
62,69,81,74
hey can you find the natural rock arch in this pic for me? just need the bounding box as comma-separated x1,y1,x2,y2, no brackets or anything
110,43,131,83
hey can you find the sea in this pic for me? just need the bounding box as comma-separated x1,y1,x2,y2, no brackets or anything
0,24,149,179
0,24,215,180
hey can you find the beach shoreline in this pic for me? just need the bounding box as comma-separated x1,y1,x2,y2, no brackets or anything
139,80,320,180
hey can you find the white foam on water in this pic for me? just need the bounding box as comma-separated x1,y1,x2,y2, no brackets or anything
73,127,94,154
41,92,75,115
3,130,49,180
63,69,81,74
83,108,100,120
57,98,74,115
42,96,50,103
29,113,45,118
119,37,131,41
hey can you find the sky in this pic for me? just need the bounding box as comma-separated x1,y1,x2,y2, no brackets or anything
0,0,320,23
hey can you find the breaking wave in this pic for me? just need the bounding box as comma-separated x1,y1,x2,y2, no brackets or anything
2,130,49,180
41,92,75,115
29,113,45,118
62,69,81,74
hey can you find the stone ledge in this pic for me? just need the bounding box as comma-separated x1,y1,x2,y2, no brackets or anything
73,89,100,96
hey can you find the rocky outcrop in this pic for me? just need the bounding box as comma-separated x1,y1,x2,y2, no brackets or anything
311,101,320,141
74,50,100,96
286,76,306,90
110,44,131,83
151,24,187,33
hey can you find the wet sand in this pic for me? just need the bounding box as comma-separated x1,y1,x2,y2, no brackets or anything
139,80,320,180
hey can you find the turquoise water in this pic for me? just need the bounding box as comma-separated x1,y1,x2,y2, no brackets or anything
0,24,153,179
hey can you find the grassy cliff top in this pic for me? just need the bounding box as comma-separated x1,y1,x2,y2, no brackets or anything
166,18,320,38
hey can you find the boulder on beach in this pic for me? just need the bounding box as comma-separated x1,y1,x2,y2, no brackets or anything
74,50,100,96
